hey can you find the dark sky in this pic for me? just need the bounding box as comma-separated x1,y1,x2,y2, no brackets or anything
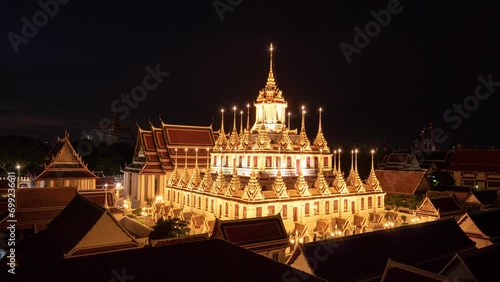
1,0,500,148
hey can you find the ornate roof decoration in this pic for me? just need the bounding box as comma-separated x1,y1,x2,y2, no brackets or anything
333,150,349,194
178,149,190,188
278,127,293,151
367,150,382,192
297,107,312,151
214,109,227,151
258,43,283,101
211,164,227,194
241,105,253,148
242,167,264,201
313,108,330,152
314,165,331,196
225,161,242,197
227,107,240,150
167,149,180,186
346,150,355,186
253,123,272,150
187,149,202,189
352,149,366,193
294,168,311,197
272,167,289,199
199,152,213,192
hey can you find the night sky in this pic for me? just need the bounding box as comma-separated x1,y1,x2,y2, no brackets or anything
1,0,500,148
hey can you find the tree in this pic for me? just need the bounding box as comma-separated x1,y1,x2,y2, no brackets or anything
385,194,405,209
148,217,190,243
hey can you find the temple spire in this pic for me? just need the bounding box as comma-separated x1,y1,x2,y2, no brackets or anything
367,149,382,192
269,43,274,79
239,110,243,136
297,106,311,150
221,109,225,134
246,104,250,131
313,107,329,152
232,106,237,133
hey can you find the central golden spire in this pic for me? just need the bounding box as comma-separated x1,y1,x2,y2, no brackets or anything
263,42,279,95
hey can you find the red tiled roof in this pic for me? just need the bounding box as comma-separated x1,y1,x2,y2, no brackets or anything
164,124,215,146
375,170,429,195
445,149,500,172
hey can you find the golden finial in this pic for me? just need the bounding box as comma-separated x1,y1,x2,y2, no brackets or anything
246,103,250,131
288,112,291,129
301,106,306,131
220,108,225,134
371,149,375,171
355,149,359,172
318,107,323,131
269,42,274,78
232,106,237,132
240,110,243,135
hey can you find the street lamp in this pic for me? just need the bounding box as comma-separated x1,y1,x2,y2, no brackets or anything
104,183,109,209
15,164,20,189
289,230,304,246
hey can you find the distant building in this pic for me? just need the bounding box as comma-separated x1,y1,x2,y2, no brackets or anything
375,170,431,196
444,149,500,190
380,152,423,171
32,132,97,190
81,112,135,146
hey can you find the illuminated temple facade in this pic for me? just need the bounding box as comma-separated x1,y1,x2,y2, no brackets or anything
122,44,386,240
